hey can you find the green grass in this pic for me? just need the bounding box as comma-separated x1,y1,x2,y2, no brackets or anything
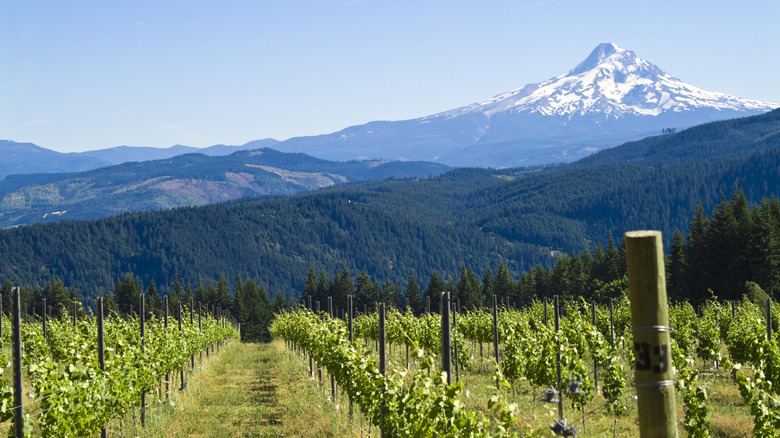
114,340,361,437
355,340,758,437
101,339,758,437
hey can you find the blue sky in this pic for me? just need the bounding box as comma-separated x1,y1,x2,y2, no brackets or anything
2,0,779,153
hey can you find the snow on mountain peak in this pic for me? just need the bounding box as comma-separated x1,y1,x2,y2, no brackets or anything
433,43,778,121
570,42,624,75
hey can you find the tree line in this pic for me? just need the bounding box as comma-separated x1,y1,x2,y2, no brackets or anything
3,185,778,341
0,273,289,342
303,187,780,317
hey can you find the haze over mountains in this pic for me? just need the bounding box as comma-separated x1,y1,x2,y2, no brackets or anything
0,42,777,234
0,149,448,228
271,43,777,167
0,139,280,180
1,108,778,299
2,43,776,178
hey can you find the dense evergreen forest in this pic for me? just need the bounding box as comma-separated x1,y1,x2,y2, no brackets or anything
0,109,778,308
0,273,284,342
8,187,773,342
303,188,780,309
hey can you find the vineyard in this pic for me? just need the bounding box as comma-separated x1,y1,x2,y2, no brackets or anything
271,293,780,437
0,289,238,437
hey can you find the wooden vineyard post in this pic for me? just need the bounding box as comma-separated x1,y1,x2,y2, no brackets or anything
217,306,221,352
199,301,203,362
12,287,24,438
767,298,772,342
592,301,599,391
42,298,46,339
441,292,451,385
73,301,77,326
308,298,314,377
190,297,195,369
97,297,107,438
328,298,336,402
179,301,185,391
347,295,354,421
554,295,563,420
452,302,459,383
609,298,615,348
139,292,146,427
379,302,386,438
165,296,170,396
625,230,677,438
492,294,499,390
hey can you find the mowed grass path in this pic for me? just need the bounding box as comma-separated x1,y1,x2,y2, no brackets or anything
158,340,358,437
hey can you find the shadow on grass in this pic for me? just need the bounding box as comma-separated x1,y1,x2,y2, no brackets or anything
249,354,284,427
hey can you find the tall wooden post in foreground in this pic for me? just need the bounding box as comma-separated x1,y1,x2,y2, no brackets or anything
97,297,107,438
625,230,677,438
12,288,24,438
440,292,451,385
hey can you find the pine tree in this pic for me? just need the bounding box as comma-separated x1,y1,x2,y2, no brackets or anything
384,279,402,310
1,281,12,315
605,232,621,283
169,277,184,305
423,271,447,313
272,291,287,314
316,270,329,307
494,262,515,304
194,283,207,309
667,230,687,301
753,198,780,297
43,280,70,318
354,269,378,311
183,283,194,308
457,265,482,310
233,278,247,325
303,266,318,302
481,267,494,307
114,274,141,316
146,279,163,320
329,265,354,312
216,276,232,311
685,202,709,301
405,274,422,315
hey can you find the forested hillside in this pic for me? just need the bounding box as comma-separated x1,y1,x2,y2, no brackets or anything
0,110,778,304
0,148,449,227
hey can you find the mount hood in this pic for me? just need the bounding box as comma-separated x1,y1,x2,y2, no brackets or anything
273,43,777,167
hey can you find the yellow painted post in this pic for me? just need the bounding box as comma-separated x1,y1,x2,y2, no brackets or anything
625,230,677,438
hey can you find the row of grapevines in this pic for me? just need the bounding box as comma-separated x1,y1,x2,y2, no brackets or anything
353,308,471,369
271,309,518,437
714,299,780,437
0,309,237,436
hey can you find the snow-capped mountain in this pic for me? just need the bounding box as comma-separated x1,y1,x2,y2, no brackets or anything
439,43,773,120
273,43,778,167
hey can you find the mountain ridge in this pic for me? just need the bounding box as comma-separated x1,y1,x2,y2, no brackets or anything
0,148,449,228
1,109,779,299
272,43,776,167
